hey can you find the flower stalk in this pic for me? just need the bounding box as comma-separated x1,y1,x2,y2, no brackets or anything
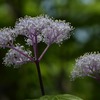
38,45,50,61
35,60,45,95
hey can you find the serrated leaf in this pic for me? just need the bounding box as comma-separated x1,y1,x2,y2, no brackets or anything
26,94,83,100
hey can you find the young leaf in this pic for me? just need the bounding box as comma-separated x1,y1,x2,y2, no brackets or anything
27,94,83,100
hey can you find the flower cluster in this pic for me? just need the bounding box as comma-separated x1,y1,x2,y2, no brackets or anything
3,44,32,67
71,52,100,80
0,28,16,48
15,15,73,45
42,20,72,44
0,15,73,67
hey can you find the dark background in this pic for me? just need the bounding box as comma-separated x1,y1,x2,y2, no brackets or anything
0,0,100,100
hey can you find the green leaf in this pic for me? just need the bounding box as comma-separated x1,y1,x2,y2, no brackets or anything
27,94,83,100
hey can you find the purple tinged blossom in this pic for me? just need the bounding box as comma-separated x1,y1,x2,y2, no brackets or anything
3,44,32,67
71,52,100,80
0,15,73,67
42,20,72,44
0,28,16,48
15,15,73,45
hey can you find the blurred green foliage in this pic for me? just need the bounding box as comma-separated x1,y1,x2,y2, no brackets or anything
0,0,100,100
32,94,83,100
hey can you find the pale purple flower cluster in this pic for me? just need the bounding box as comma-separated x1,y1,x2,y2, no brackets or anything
71,52,100,80
0,28,16,48
15,15,72,45
0,15,73,67
3,44,32,66
42,20,71,44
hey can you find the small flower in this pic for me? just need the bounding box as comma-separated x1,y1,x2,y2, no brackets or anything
71,52,100,80
0,28,16,48
3,44,32,67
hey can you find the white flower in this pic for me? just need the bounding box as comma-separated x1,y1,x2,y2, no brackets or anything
0,28,16,48
71,52,100,80
3,44,32,67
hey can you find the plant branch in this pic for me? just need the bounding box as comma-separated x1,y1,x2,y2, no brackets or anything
38,45,50,61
